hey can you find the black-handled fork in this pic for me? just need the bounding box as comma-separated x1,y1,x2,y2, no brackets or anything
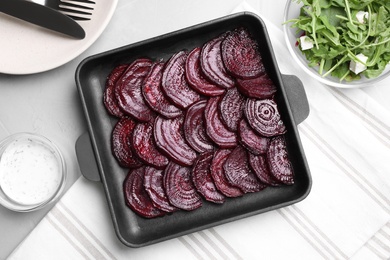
32,0,95,21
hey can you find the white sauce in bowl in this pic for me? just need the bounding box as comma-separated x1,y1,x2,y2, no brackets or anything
0,137,62,206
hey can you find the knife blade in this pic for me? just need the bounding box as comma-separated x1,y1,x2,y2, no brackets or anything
0,0,85,39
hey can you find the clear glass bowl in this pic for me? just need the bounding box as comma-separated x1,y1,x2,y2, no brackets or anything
0,133,66,212
283,0,390,88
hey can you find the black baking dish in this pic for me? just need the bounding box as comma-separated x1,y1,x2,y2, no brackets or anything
75,12,312,247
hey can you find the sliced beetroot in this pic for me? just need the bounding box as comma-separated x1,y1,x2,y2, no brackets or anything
238,119,270,155
144,166,178,212
219,87,245,132
236,74,277,99
142,62,182,119
161,51,201,109
184,100,214,153
204,96,237,148
164,162,202,211
132,120,169,169
223,146,265,193
221,27,265,79
192,152,225,204
248,153,280,186
103,64,128,118
123,167,165,218
112,117,142,168
115,58,155,122
210,149,243,197
185,47,225,96
154,116,197,166
244,99,286,137
200,35,235,89
267,136,294,185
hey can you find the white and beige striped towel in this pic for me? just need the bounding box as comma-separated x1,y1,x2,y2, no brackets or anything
9,2,390,259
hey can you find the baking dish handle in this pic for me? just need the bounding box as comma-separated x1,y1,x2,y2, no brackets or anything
76,75,309,183
76,132,101,182
281,74,309,125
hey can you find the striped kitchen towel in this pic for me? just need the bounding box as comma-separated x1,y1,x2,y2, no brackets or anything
9,2,390,259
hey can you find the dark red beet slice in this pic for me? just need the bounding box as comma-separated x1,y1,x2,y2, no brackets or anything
144,166,178,212
142,62,182,119
236,74,277,99
112,117,142,168
204,96,237,148
161,51,201,109
210,149,243,197
132,120,169,169
267,136,294,185
123,167,165,218
185,47,225,96
248,153,280,186
200,35,235,89
115,58,154,122
184,100,214,153
164,162,202,211
223,146,265,193
192,152,225,204
244,99,286,137
103,64,128,118
221,27,265,79
238,119,270,155
154,116,197,166
219,87,245,132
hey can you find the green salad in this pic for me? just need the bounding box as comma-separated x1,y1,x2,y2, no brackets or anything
286,0,390,82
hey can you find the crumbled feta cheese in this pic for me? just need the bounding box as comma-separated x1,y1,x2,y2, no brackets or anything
349,53,368,74
300,36,314,50
356,11,369,24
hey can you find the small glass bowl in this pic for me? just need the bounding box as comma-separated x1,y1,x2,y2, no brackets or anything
0,133,66,212
283,0,390,88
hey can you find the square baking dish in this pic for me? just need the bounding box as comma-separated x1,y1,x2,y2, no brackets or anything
75,12,312,247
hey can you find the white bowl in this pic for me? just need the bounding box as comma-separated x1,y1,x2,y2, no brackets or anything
283,0,390,88
0,133,66,212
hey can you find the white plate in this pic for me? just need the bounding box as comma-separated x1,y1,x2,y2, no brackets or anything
0,1,118,75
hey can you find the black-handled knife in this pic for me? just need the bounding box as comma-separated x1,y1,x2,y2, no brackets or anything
0,0,85,39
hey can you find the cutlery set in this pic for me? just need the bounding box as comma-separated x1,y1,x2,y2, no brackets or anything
0,0,94,39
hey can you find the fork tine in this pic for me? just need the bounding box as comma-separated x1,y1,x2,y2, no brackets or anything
66,14,91,21
62,0,96,4
61,2,94,10
58,7,92,16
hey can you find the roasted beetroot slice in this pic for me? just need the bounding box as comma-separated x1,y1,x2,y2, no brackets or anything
238,119,270,155
210,149,243,197
144,166,178,212
142,62,182,119
267,136,294,185
115,58,155,122
123,167,165,218
112,117,142,168
164,162,202,211
223,146,265,193
132,120,169,169
236,74,277,99
185,47,225,96
154,116,197,166
200,35,235,89
192,152,225,204
103,64,128,118
244,99,286,137
248,153,280,186
184,100,214,153
219,88,245,132
161,51,201,109
205,96,237,148
221,27,265,79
